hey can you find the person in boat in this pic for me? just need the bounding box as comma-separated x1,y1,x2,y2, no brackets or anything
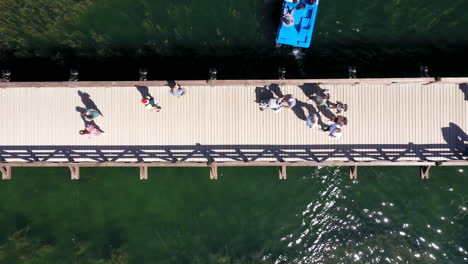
282,6,295,26
296,3,306,10
305,0,318,5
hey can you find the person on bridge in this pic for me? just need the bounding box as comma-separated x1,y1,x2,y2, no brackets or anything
330,101,348,114
307,89,330,108
170,83,185,97
329,123,342,139
141,96,161,112
79,124,104,139
333,115,348,126
306,113,319,128
315,89,330,107
81,109,102,121
279,94,297,108
321,118,343,139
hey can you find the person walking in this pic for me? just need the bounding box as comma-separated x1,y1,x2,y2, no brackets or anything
333,115,348,126
321,117,344,139
308,89,330,107
315,89,330,106
79,124,104,139
81,109,102,121
330,101,348,114
170,83,185,97
279,94,297,108
141,96,161,112
329,123,342,139
306,113,319,128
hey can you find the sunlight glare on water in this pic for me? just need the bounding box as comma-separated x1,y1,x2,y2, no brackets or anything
268,167,468,263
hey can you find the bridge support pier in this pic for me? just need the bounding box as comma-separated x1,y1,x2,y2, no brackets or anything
350,166,358,179
279,165,287,180
140,166,148,180
69,166,80,180
210,166,218,180
1,166,11,180
420,166,431,179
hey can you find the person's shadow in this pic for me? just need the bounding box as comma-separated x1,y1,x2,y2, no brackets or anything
441,122,468,159
136,85,153,99
77,91,103,116
269,83,284,98
291,100,320,121
254,83,287,103
298,83,323,100
459,83,468,101
318,104,336,122
167,80,177,89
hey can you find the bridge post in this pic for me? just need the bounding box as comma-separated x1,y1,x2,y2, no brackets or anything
279,165,287,180
69,166,80,180
140,166,148,180
1,166,11,180
350,166,358,179
420,166,431,179
210,166,218,180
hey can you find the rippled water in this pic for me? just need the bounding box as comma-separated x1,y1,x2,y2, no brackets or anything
2,166,466,263
267,167,468,263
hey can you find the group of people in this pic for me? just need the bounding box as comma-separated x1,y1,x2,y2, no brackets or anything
141,83,185,112
306,89,348,139
78,83,185,138
259,94,297,112
282,0,318,27
259,88,348,140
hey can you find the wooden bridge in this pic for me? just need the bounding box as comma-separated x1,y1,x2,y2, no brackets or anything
1,78,467,180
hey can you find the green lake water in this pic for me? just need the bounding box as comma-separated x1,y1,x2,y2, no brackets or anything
1,0,468,80
0,167,467,263
1,0,468,263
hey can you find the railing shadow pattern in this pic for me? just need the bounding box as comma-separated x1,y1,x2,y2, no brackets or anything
0,143,465,163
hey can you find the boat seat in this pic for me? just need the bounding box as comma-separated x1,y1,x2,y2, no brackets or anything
278,25,299,40
300,17,311,29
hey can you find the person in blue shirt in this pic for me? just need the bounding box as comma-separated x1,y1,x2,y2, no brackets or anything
81,109,102,121
170,83,185,97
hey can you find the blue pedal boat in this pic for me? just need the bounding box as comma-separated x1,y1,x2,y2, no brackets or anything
276,0,320,48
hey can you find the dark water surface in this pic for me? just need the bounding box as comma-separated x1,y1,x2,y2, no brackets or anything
1,0,468,80
1,0,468,263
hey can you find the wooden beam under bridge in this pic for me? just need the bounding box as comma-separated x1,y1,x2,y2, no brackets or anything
1,160,467,180
1,166,11,180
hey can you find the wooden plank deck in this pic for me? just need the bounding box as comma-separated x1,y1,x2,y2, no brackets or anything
1,78,467,164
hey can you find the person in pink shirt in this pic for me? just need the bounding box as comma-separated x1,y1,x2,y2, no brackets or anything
79,124,104,138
